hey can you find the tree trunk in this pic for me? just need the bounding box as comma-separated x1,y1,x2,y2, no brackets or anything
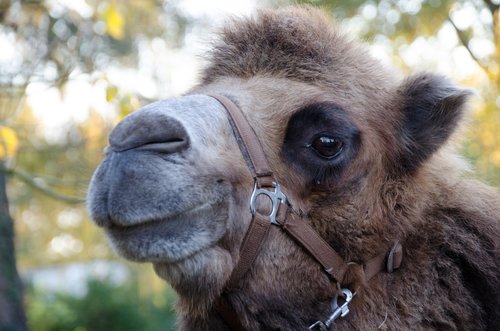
0,167,27,330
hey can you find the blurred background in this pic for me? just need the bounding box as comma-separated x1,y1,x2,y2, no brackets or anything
0,0,498,330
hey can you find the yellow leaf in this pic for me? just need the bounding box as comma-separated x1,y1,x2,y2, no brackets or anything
0,126,18,159
116,95,140,122
104,4,124,39
106,86,118,102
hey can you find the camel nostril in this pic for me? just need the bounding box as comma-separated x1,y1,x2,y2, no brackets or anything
108,110,190,153
134,140,189,154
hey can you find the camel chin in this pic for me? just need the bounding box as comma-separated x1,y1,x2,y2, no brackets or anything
152,245,233,293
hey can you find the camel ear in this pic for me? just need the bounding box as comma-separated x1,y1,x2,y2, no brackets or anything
394,73,471,175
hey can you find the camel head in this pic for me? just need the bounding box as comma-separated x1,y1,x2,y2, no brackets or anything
88,7,500,331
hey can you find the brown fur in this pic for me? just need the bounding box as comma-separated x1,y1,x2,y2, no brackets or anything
88,6,500,331
189,7,500,330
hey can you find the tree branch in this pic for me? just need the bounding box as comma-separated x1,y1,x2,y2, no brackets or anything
483,0,499,16
1,165,85,204
447,16,489,74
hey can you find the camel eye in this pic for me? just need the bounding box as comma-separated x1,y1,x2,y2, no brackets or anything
310,135,343,159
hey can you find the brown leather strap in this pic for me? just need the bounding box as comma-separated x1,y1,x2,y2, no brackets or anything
210,94,274,188
210,94,278,330
210,94,278,288
364,241,403,281
215,294,246,331
283,210,403,283
281,211,349,283
226,213,272,289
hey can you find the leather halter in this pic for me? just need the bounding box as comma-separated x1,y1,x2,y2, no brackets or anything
209,94,403,330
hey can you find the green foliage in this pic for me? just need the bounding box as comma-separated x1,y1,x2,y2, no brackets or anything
26,277,176,331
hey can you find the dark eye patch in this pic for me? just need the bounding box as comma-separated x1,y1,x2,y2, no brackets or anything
282,102,361,186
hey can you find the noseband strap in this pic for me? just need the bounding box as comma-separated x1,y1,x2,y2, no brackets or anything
209,94,403,331
210,94,274,188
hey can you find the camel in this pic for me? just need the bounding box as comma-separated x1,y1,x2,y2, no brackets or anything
87,7,500,331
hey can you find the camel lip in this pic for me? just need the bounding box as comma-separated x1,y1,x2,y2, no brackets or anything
104,201,217,230
103,201,228,263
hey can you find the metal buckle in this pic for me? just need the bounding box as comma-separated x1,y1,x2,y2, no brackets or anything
249,181,287,225
309,288,353,330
